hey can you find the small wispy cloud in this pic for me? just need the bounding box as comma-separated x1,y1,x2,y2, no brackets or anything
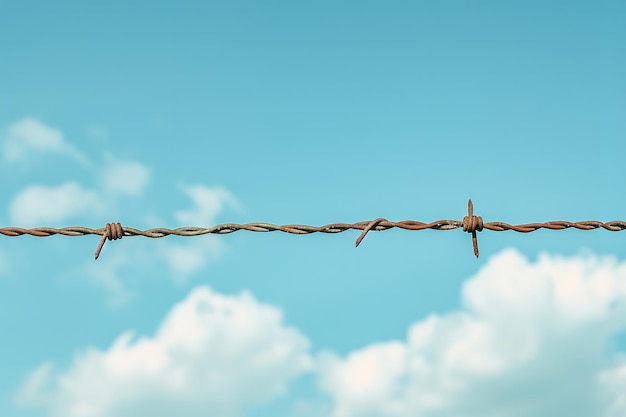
175,185,240,226
100,160,150,196
2,117,90,166
4,118,152,228
9,182,101,227
152,184,241,280
2,116,237,297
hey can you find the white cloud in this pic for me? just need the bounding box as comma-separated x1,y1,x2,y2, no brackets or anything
318,249,626,417
16,250,626,416
3,117,89,165
175,185,240,226
9,182,101,227
17,286,313,417
100,160,150,196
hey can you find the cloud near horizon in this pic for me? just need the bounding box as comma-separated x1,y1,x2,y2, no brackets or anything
16,249,626,417
16,287,313,417
317,248,626,417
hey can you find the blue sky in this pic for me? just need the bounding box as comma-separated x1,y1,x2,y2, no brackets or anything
1,1,625,416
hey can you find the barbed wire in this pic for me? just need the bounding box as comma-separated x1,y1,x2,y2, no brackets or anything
1,200,625,260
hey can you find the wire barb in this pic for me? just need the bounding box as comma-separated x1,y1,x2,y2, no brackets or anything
94,223,124,260
462,199,484,258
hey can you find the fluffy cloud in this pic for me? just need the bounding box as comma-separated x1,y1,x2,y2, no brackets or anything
9,182,101,227
15,250,626,416
2,117,89,165
318,249,626,417
100,160,150,196
17,286,313,417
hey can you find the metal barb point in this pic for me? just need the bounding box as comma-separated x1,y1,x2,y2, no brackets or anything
469,200,479,258
94,235,107,260
355,218,386,247
463,199,483,258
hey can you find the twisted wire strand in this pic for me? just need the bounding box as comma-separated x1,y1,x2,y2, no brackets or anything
3,220,625,238
0,220,464,238
1,200,625,259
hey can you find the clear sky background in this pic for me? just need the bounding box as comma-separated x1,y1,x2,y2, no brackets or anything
1,1,625,416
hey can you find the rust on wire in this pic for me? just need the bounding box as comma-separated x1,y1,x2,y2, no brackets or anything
1,199,626,260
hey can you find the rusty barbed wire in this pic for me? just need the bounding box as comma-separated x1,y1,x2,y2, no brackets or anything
1,200,626,260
